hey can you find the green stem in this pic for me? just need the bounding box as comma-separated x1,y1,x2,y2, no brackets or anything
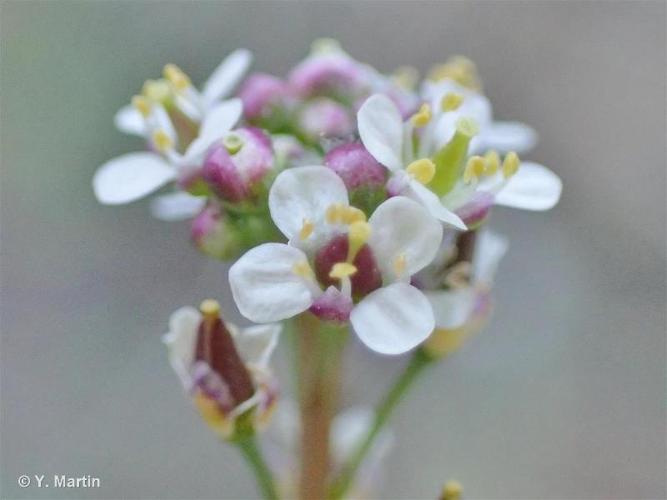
236,436,279,500
329,349,433,499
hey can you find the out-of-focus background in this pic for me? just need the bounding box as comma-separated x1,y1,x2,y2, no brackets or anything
1,1,665,499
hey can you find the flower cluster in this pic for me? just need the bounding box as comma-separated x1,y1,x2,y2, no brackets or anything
94,40,562,498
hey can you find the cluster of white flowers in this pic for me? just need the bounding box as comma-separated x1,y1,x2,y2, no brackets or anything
94,41,561,490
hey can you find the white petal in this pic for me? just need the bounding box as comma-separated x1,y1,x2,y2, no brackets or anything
233,323,281,369
350,283,434,355
408,180,467,230
183,98,244,163
93,152,175,205
476,121,537,154
268,166,348,241
472,230,509,284
202,49,253,106
229,243,315,323
495,162,562,211
149,192,206,221
162,306,201,388
369,196,443,278
425,288,476,330
357,94,404,171
114,105,146,136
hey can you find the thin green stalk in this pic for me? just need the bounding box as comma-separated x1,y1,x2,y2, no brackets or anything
236,436,279,500
329,349,433,499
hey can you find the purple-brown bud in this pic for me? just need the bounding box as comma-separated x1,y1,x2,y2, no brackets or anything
297,98,354,141
238,73,291,120
324,142,387,191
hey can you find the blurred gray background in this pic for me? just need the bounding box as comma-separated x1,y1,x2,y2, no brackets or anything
1,1,665,499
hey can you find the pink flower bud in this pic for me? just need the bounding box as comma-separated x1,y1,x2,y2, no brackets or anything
191,204,243,260
298,98,354,141
288,53,367,98
324,142,387,191
238,73,290,120
202,127,274,203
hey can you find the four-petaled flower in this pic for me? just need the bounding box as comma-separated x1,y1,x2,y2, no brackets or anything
229,166,443,355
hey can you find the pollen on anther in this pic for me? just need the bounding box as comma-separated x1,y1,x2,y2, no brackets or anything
407,158,436,185
299,218,314,240
152,130,173,152
463,156,485,184
329,262,358,280
411,103,432,128
484,150,500,175
132,95,151,118
441,92,464,112
163,63,191,92
502,151,520,178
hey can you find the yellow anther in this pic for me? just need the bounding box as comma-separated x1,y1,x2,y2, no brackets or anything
347,221,371,261
199,299,220,317
502,151,521,178
299,218,314,241
440,480,463,500
292,260,314,280
410,103,432,128
132,95,152,118
312,38,341,54
329,262,358,280
223,133,244,154
152,129,173,152
445,262,472,288
325,203,346,224
455,117,479,138
463,156,485,184
341,206,366,224
163,63,191,92
441,92,464,112
393,253,407,276
429,55,482,91
407,158,436,185
142,79,171,102
392,66,419,90
483,150,500,175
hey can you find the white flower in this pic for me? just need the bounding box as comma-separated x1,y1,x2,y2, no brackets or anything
422,78,538,154
93,98,242,206
229,166,442,355
358,94,562,228
162,300,280,438
115,49,252,135
357,94,467,230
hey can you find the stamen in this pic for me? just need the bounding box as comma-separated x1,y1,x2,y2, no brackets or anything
311,38,341,54
299,218,314,240
428,55,481,91
292,260,314,279
199,299,221,317
163,63,191,92
152,129,173,152
393,253,407,276
142,79,171,102
406,158,436,185
347,221,371,262
441,92,464,112
223,133,244,154
463,156,485,184
410,103,432,128
132,95,152,118
392,66,419,90
325,203,346,224
502,151,521,178
483,150,500,175
329,262,358,280
455,117,479,138
341,206,366,224
445,262,472,288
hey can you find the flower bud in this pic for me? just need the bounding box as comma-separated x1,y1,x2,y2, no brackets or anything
238,73,290,121
202,127,274,203
297,98,354,141
324,143,387,191
191,204,244,260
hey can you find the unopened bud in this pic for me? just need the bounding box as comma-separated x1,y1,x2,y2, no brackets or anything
324,142,387,191
238,73,290,121
297,98,355,141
